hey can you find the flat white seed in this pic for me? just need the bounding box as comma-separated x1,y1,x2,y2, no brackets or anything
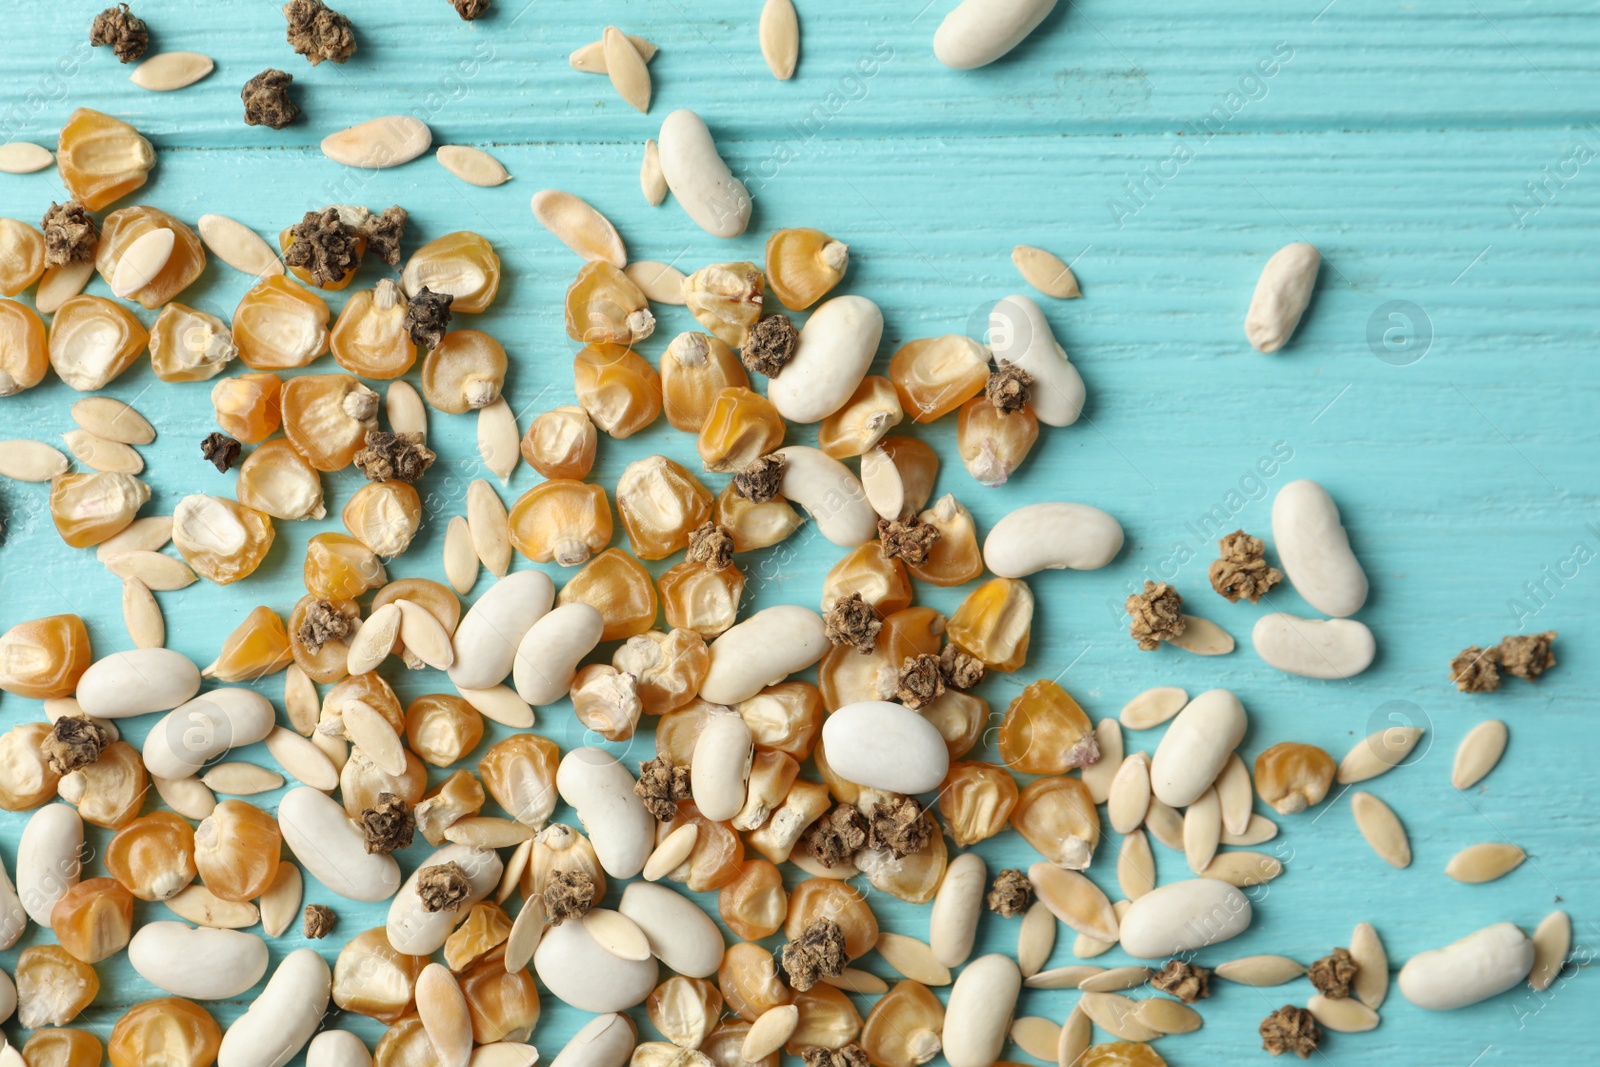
1119,685,1187,729
1132,996,1203,1035
458,685,535,729
1350,921,1389,1008
201,761,284,795
1108,752,1151,834
1338,726,1424,783
935,0,1059,69
583,908,653,961
1272,478,1368,617
1028,862,1119,943
1151,688,1247,807
930,852,986,968
164,884,257,928
1011,244,1081,298
1399,922,1534,1010
1078,991,1160,1042
122,577,164,648
0,142,52,173
1246,241,1321,353
1025,965,1105,989
96,514,171,557
219,950,331,1067
445,817,534,849
1117,878,1251,958
130,51,215,91
72,395,156,444
1351,791,1410,868
283,665,319,736
1200,851,1282,886
259,863,303,938
1216,752,1253,836
1307,993,1379,1032
989,293,1083,426
603,25,652,112
398,600,455,670
533,917,656,1013
61,429,142,473
437,144,512,186
1009,1017,1060,1061
1080,718,1122,804
504,899,546,976
531,189,627,267
152,775,216,821
1016,899,1056,977
198,214,284,277
943,955,1020,1067
1143,796,1185,850
347,602,402,676
759,0,800,79
444,515,480,594
1529,911,1571,992
321,116,432,169
1452,719,1508,790
0,439,68,481
625,261,687,303
874,932,951,985
1252,612,1375,678
744,1004,799,1061
823,968,887,995
103,550,198,591
466,479,511,578
37,259,95,312
981,501,1122,577
128,923,268,999
1445,842,1525,883
265,727,339,791
640,138,667,206
644,824,699,882
477,397,519,483
657,108,752,238
111,226,176,298
343,699,407,776
1078,965,1153,993
1183,787,1222,873
1116,828,1156,900
1214,954,1305,986
570,34,657,73
1057,1006,1091,1067
1166,614,1235,655
386,380,428,439
497,838,533,906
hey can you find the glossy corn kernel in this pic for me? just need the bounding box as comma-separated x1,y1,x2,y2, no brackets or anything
288,594,359,684
922,689,987,760
236,438,325,520
404,694,482,768
402,230,501,313
822,545,912,616
719,942,794,1022
698,387,786,473
714,482,803,551
59,738,146,828
817,643,894,712
786,985,863,1053
881,605,946,666
746,779,830,864
523,821,606,902
906,494,982,586
939,761,1019,847
305,532,387,600
56,107,155,210
51,877,134,963
683,262,764,346
340,750,427,822
787,878,878,959
657,800,744,891
326,671,406,732
15,944,100,1028
862,980,944,1067
50,472,150,547
0,218,45,296
95,206,206,309
704,1021,776,1067
232,275,331,371
0,722,60,810
415,769,486,845
617,455,713,559
887,334,989,423
655,701,717,765
171,494,274,585
282,373,379,471
738,683,823,761
343,481,422,558
462,947,541,1043
766,228,848,310
374,1014,433,1067
211,371,282,442
574,342,663,438
559,548,659,641
957,395,1038,487
421,329,507,413
22,1027,103,1067
480,734,561,829
818,376,904,459
194,800,281,902
48,294,149,391
566,260,655,344
280,226,365,291
658,560,745,639
508,480,613,566
0,297,48,395
148,301,238,382
734,752,794,838
649,976,725,1050
612,629,710,716
570,664,643,741
855,809,947,904
864,437,940,522
202,605,293,683
444,901,512,973
108,997,222,1067
716,859,788,942
1255,742,1336,815
332,278,418,378
999,679,1097,774
946,577,1033,672
1011,775,1100,868
0,613,91,699
335,926,428,1023
521,404,597,480
106,810,197,901
662,331,750,432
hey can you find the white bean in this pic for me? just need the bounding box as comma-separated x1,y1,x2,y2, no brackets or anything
534,915,659,1012
618,882,727,978
1252,613,1375,678
930,852,987,968
768,296,883,423
306,1030,373,1067
1245,242,1320,353
141,688,275,779
821,701,950,794
17,803,81,926
556,748,656,879
982,502,1123,577
1117,878,1252,958
1149,689,1247,808
386,844,502,955
0,856,28,949
657,109,752,238
701,605,828,705
773,446,878,547
278,787,403,902
1271,478,1368,617
942,954,1021,1067
934,0,1059,69
217,948,330,1067
448,571,555,690
513,602,605,705
988,294,1084,426
128,922,268,999
1399,922,1534,1010
549,1014,637,1067
74,647,201,718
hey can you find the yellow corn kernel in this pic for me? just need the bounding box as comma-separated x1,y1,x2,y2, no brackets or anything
56,108,155,210
108,998,221,1067
719,942,794,1023
149,301,238,382
332,278,418,378
95,206,206,309
1011,776,1101,873
508,479,613,566
106,811,197,901
998,679,1097,774
521,404,597,480
461,946,540,1044
172,494,275,585
374,1015,433,1067
785,984,863,1054
402,230,501,314
719,859,789,942
939,761,1020,848
855,808,946,904
565,260,655,344
658,559,746,638
570,664,644,741
661,331,750,432
657,800,745,891
0,218,45,296
957,395,1038,487
822,545,912,616
0,297,48,395
343,480,422,558
574,342,662,438
818,375,903,458
889,334,989,423
613,628,710,715
22,1027,103,1067
416,769,486,845
58,739,145,829
48,295,148,391
906,494,983,586
1254,742,1336,815
334,927,428,1023
559,547,659,641
649,976,724,1051
232,275,330,371
50,472,149,547
861,980,944,1067
617,455,713,559
746,779,831,863
443,901,513,972
682,261,764,346
787,878,878,959
946,577,1033,672
288,594,360,684
280,226,365,291
203,605,293,682
304,532,387,601
523,822,606,903
0,722,61,811
211,371,282,443
735,753,800,837
15,945,100,1029
714,482,802,552
404,694,482,769
422,329,507,413
193,800,281,902
236,438,325,521
922,688,988,761
340,749,427,821
765,227,848,310
737,682,823,761
698,387,786,473
51,877,134,963
479,734,561,829
817,643,894,714
0,614,91,699
282,373,379,471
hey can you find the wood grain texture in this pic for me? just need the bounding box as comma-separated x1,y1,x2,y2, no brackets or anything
1,0,1595,1063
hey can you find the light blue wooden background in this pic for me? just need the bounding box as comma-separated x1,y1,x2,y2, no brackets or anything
1,0,1596,1063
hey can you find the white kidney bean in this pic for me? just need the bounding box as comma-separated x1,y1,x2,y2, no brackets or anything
1252,613,1375,678
306,1030,373,1067
0,856,29,950
513,602,605,705
217,948,331,1067
556,747,656,879
448,570,555,690
534,915,659,1012
1245,241,1320,353
1271,478,1368,617
74,647,201,718
128,921,268,999
1117,878,1252,958
942,953,1021,1067
1399,922,1534,1010
821,701,951,794
768,296,883,423
690,712,753,822
700,605,828,705
657,109,752,239
988,294,1084,426
278,786,402,902
618,881,726,978
934,0,1059,69
17,803,81,926
982,502,1123,577
1149,689,1247,808
141,688,275,779
386,844,502,955
930,852,986,968
549,1013,637,1067
772,446,878,547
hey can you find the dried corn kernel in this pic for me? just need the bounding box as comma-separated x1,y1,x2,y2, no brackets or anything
0,218,45,296
766,228,848,310
344,480,422,557
818,376,903,458
340,749,427,822
737,682,823,761
149,301,238,382
508,479,613,566
16,944,100,1028
746,779,831,863
374,1014,433,1066
1011,774,1099,868
50,472,149,547
0,722,61,810
662,331,750,432
289,594,360,684
785,984,863,1053
335,927,428,1023
682,262,764,346
922,689,988,760
566,260,655,344
172,494,275,584
421,329,507,413
657,800,744,891
714,482,802,552
658,559,745,638
719,859,788,942
1255,742,1336,815
48,294,148,391
106,810,196,901
523,822,606,902
304,531,386,601
204,605,293,682
861,980,944,1067
957,395,1038,487
854,808,946,904
282,373,379,471
51,877,134,962
698,387,786,473
998,679,1097,774
613,629,710,715
194,800,280,902
655,701,717,765
56,108,155,210
404,694,482,768
559,547,658,641
211,372,282,443
617,455,713,559
574,342,662,438
58,738,146,828
461,947,540,1043
232,275,330,371
822,545,912,617
939,761,1019,847
719,941,794,1022
906,494,983,586
649,976,724,1050
0,297,48,395
889,334,989,423
236,438,325,520
402,230,501,313
864,437,940,521
570,664,643,741
95,206,205,309
480,734,561,829
0,614,91,699
416,769,486,845
108,997,221,1067
22,1027,103,1067
946,577,1033,672
444,902,512,972
787,878,878,959
332,278,418,378
521,404,597,480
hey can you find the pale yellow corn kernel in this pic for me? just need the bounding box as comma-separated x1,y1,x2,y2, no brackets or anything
661,331,750,432
15,945,100,1029
172,494,275,585
422,329,507,413
649,976,725,1050
765,227,848,310
946,577,1033,672
56,107,155,210
698,387,786,473
508,479,612,566
889,335,989,423
998,679,1096,774
479,734,561,830
0,297,48,395
108,997,221,1067
1011,774,1100,868
282,373,379,471
335,926,429,1023
714,482,802,552
566,260,655,344
1255,742,1336,814
49,472,149,548
718,859,788,941
48,295,148,391
939,761,1019,847
682,261,764,346
343,480,422,558
51,877,134,963
574,342,662,438
906,493,983,586
416,768,487,845
0,614,91,701
288,594,360,684
822,545,912,616
332,278,418,379
658,560,746,638
404,694,482,768
617,455,713,560
523,821,607,903
401,230,502,313
304,532,387,600
719,942,794,1023
570,664,644,742
22,1025,104,1067
211,371,283,443
861,980,944,1067
149,301,238,382
203,605,293,682
232,275,330,371
746,779,831,864
236,439,325,520
106,810,197,901
0,217,46,296
736,682,823,761
656,800,745,891
193,800,281,902
521,404,597,480
613,629,710,716
559,548,659,642
957,395,1038,487
818,375,903,458
95,206,205,309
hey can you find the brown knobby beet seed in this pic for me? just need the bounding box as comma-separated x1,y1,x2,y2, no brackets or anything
297,599,353,654
1208,529,1283,604
1150,959,1211,1003
359,793,416,855
1498,630,1557,681
90,4,150,63
242,69,299,129
1126,580,1185,651
985,868,1032,918
877,515,939,565
417,861,474,912
1450,645,1501,693
779,918,848,992
284,208,360,288
895,653,944,710
41,202,97,267
732,453,786,503
451,0,491,18
41,716,111,776
542,869,596,926
361,205,408,267
635,755,693,822
201,432,242,473
800,1046,869,1067
1307,947,1357,999
986,360,1033,413
354,431,435,483
802,804,869,867
303,904,335,939
741,314,799,378
685,522,735,571
938,643,985,690
823,592,881,655
1260,1005,1320,1059
864,794,931,858
404,286,454,350
284,0,356,65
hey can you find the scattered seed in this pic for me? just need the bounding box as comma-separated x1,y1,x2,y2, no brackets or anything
1009,1016,1060,1060
1133,996,1203,1035
744,1004,801,1061
103,550,199,591
1337,726,1424,784
1057,1006,1090,1067
1143,796,1185,851
386,380,428,440
1451,719,1508,790
1165,614,1235,655
1350,791,1409,868
625,261,688,304
1349,922,1388,1009
497,838,533,906
1078,992,1160,1042
0,142,53,174
61,429,142,474
342,699,407,776
1015,899,1056,977
457,684,535,729
200,761,284,795
1028,863,1119,943
0,439,69,481
570,33,657,73
1025,965,1105,989
822,968,888,994
163,884,257,929
121,576,163,648
1107,752,1151,834
641,139,667,206
643,823,699,881
1080,718,1122,804
1445,842,1525,884
759,0,800,80
1529,910,1571,991
416,964,474,1067
37,259,96,312
444,515,480,594
1214,955,1305,986
264,726,338,790
1220,813,1278,846
530,189,627,267
476,398,519,484
1116,828,1155,901
1183,786,1221,874
874,932,951,986
151,774,216,821
197,214,284,277
1306,993,1379,1033
130,52,215,91
259,862,303,938
110,226,176,298
1011,245,1081,299
1079,966,1153,993
603,26,652,112
1118,685,1186,730
1201,851,1282,886
437,144,512,187
466,479,512,578
321,116,432,169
